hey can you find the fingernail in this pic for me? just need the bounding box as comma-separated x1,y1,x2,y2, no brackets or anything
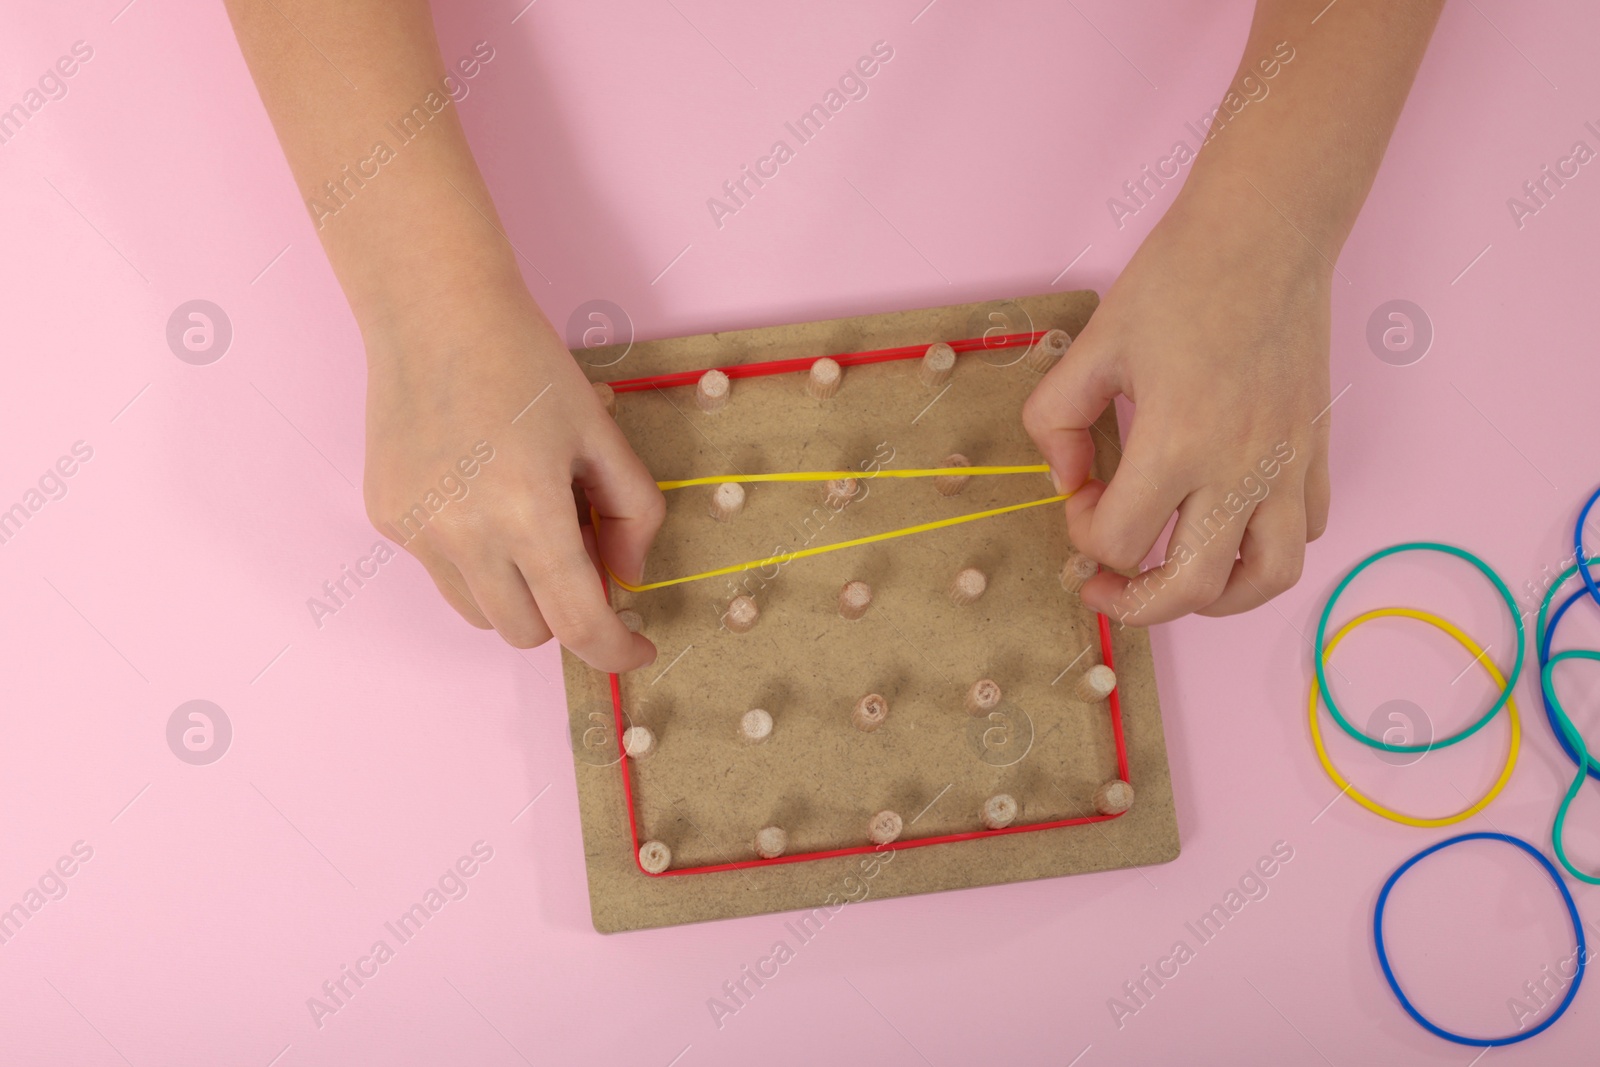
1048,467,1062,493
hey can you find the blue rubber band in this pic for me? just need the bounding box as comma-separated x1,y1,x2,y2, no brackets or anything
1535,479,1600,781
1373,832,1587,1047
1576,484,1600,611
1538,583,1599,781
1530,485,1600,882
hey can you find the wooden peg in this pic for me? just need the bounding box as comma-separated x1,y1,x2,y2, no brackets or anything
1024,328,1072,373
593,381,616,417
754,826,788,859
824,478,859,509
1060,553,1098,593
838,580,873,620
920,342,956,388
982,793,1018,830
852,693,888,733
709,481,745,522
934,453,971,496
696,369,729,413
949,567,988,606
723,595,759,633
867,810,903,845
638,840,672,874
616,608,644,633
965,678,1002,715
622,725,656,760
1094,778,1134,815
741,708,773,745
1074,664,1117,703
807,357,841,399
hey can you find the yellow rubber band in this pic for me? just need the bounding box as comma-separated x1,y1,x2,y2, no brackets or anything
1308,607,1520,828
657,464,1049,490
603,465,1065,594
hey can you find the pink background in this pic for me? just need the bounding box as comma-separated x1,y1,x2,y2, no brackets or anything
3,0,1599,1063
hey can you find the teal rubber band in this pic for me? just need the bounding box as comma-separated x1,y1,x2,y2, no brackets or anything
1315,542,1525,753
1535,556,1600,781
1541,649,1600,885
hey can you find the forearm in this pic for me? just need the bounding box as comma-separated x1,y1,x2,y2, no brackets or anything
223,0,525,342
1179,0,1445,258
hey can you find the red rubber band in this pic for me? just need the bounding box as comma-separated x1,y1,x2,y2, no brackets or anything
604,331,1046,393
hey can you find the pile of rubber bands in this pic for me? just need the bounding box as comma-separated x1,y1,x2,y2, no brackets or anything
1307,483,1600,1048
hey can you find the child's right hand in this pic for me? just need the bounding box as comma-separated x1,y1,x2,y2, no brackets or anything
1023,178,1330,625
361,288,663,673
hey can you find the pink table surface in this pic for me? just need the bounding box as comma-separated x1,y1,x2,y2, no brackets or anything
3,1,1599,1064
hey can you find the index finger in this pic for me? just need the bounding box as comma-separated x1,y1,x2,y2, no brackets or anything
1064,438,1186,573
515,506,657,673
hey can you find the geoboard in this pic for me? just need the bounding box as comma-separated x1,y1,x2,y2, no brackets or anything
562,292,1180,932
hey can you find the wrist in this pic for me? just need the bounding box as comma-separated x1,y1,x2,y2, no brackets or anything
359,274,574,382
1164,169,1340,289
309,153,540,354
355,263,528,348
1176,147,1359,271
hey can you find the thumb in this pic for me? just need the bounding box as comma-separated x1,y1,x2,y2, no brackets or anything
577,428,666,587
1021,333,1122,493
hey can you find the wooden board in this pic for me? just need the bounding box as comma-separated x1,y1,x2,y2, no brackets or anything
563,292,1180,932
